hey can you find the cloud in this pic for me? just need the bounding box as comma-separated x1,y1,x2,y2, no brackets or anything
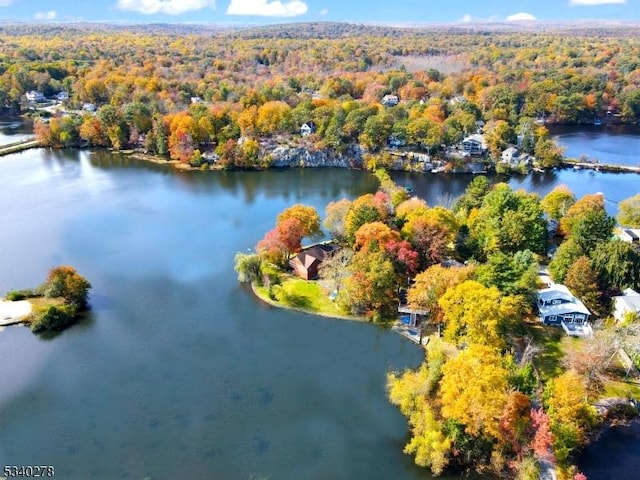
506,12,537,21
0,0,14,6
34,10,57,20
226,0,308,17
460,13,472,23
569,0,626,4
319,8,328,16
116,0,216,15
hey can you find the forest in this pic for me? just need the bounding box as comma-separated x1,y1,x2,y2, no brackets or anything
235,172,640,480
1,23,640,168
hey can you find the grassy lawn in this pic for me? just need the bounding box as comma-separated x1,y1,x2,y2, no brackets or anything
521,320,569,382
521,320,640,401
27,296,65,309
254,276,363,321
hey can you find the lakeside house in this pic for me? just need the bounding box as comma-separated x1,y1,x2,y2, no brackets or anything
25,90,45,102
501,146,520,164
615,227,640,244
397,289,428,328
612,288,640,323
537,284,592,337
300,121,317,137
462,134,486,156
387,135,406,148
289,242,339,280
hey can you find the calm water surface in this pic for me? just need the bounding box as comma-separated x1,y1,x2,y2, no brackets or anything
550,124,640,167
578,421,640,480
0,149,429,480
1,144,639,479
391,168,640,216
0,120,33,144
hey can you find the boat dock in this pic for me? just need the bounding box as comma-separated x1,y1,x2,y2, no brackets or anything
0,138,40,157
561,160,640,174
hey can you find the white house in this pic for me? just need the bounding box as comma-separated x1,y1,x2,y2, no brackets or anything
382,94,399,107
616,228,640,244
190,96,203,104
82,103,97,112
26,90,45,102
462,134,486,156
387,135,406,148
56,91,69,101
501,146,520,164
300,121,316,136
537,284,592,337
612,288,640,323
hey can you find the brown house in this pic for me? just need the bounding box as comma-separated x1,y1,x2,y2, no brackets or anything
289,243,339,280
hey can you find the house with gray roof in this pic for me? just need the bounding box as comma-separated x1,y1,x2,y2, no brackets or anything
612,288,640,323
537,284,592,337
616,228,640,244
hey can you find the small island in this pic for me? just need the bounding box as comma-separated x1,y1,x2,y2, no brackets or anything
235,169,640,479
1,265,91,333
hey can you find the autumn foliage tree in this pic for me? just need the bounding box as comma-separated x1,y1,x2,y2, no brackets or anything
44,265,92,308
438,280,520,349
617,193,640,228
277,204,321,239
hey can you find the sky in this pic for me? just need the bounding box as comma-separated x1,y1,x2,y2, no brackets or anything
0,0,637,25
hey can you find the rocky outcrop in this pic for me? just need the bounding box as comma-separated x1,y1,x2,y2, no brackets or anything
264,144,364,168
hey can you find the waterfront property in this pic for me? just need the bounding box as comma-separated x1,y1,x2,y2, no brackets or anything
462,134,486,156
397,289,428,328
537,284,592,337
300,121,316,136
615,227,640,244
289,242,339,280
612,288,640,323
25,90,45,102
501,146,520,164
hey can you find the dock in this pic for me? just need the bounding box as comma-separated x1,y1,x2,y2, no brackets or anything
561,160,640,174
0,137,40,156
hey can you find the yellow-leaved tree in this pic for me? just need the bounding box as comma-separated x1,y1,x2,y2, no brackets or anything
438,280,520,349
439,344,510,441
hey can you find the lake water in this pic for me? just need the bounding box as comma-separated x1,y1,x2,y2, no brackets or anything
391,167,640,217
0,149,431,480
578,421,640,480
1,145,639,477
0,119,33,144
550,124,640,167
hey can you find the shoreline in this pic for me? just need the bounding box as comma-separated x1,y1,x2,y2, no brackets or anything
2,137,640,175
250,282,370,323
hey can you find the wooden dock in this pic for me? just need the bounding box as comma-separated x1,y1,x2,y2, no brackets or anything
0,137,40,156
561,160,640,174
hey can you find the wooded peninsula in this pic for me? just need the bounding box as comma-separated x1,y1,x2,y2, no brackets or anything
235,169,640,480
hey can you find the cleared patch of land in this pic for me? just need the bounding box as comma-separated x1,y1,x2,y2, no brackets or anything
254,275,364,321
392,55,469,73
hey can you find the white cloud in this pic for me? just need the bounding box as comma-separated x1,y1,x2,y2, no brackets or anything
460,13,472,23
319,8,328,16
34,10,57,20
0,0,14,6
569,0,626,4
226,0,308,17
506,12,537,21
116,0,216,15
